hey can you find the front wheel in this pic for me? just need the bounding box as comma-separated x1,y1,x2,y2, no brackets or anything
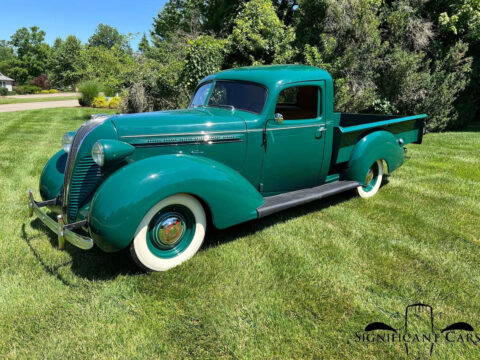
356,160,383,198
130,194,206,271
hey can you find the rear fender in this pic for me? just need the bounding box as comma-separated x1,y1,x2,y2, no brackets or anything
88,154,264,252
345,130,404,186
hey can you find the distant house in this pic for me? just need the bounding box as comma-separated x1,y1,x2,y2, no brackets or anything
0,73,14,92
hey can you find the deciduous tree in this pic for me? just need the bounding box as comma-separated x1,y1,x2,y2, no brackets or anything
8,26,50,83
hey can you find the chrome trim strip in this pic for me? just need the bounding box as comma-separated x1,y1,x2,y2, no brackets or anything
133,138,243,148
121,129,254,138
121,124,325,139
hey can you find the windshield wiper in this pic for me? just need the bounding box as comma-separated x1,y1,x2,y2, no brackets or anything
207,104,235,111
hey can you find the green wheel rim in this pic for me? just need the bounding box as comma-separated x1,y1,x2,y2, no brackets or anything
146,204,196,259
362,161,380,192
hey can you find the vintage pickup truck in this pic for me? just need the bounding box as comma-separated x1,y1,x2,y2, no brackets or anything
29,65,426,271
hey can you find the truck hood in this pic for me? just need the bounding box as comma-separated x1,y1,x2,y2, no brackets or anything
110,108,247,138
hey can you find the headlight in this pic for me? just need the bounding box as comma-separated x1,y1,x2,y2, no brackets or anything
92,141,105,166
91,139,134,167
62,132,75,153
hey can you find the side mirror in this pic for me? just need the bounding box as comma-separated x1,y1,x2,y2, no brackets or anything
274,113,284,124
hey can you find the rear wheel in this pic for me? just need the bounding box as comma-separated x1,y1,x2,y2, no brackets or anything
356,160,383,198
130,194,206,271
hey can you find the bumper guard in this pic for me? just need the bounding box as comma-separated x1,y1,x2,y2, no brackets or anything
28,190,94,250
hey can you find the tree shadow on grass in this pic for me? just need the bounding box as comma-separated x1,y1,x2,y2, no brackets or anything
463,123,480,132
22,188,361,283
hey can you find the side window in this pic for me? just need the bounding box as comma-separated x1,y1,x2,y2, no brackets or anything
275,86,319,120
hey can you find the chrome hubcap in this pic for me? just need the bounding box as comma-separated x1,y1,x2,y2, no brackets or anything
153,213,186,247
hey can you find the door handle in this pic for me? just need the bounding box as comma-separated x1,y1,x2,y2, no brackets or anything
315,126,327,139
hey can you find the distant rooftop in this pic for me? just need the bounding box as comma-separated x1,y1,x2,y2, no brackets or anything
0,73,14,81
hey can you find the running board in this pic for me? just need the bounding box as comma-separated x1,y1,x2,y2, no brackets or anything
257,181,360,218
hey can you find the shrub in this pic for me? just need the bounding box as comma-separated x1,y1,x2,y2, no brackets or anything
0,87,8,96
92,96,109,108
122,82,150,113
13,86,24,95
31,74,50,89
108,96,121,109
49,89,59,94
13,85,42,94
78,81,101,107
103,85,117,97
40,90,49,94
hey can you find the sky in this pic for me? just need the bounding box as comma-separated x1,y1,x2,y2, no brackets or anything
0,0,168,49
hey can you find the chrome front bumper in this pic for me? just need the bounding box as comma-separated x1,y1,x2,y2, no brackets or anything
28,190,94,250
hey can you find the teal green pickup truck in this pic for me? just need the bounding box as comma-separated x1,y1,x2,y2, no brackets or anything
29,65,426,271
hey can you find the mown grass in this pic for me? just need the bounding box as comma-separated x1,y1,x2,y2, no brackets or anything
0,96,79,105
0,108,479,359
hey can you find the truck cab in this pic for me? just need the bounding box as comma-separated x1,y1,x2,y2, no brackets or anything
194,65,335,195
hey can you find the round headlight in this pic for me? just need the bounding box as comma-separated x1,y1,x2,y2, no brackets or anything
62,132,75,153
92,141,105,166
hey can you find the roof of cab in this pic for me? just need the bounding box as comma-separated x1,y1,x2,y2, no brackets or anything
199,65,332,89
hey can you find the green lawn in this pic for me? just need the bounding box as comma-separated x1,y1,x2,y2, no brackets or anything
0,96,79,105
0,108,479,359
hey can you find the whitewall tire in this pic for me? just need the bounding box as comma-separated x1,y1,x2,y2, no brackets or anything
356,160,383,198
130,194,206,271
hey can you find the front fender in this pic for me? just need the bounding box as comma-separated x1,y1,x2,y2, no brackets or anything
88,154,264,252
345,130,404,185
39,150,67,201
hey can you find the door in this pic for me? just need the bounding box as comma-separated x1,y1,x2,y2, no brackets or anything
260,82,326,193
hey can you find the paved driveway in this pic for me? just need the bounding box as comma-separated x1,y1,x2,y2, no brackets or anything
0,100,80,113
4,92,78,99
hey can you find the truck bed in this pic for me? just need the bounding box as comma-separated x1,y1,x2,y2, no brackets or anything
333,113,426,165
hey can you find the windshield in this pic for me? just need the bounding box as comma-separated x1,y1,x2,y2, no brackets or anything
190,80,267,114
190,82,212,108
207,81,267,114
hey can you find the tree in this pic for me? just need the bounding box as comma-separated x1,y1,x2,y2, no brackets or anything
49,35,85,88
137,0,477,130
435,0,480,127
180,35,226,90
0,40,17,77
294,0,327,48
201,0,246,35
0,40,15,63
82,44,138,91
227,0,296,66
439,0,480,39
8,26,50,83
151,0,203,43
273,0,298,26
303,0,385,112
138,33,151,53
88,23,130,52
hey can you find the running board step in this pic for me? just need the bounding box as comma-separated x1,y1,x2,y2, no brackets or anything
257,181,360,218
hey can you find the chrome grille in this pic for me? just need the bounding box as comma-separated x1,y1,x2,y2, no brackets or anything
67,156,105,221
62,116,109,223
